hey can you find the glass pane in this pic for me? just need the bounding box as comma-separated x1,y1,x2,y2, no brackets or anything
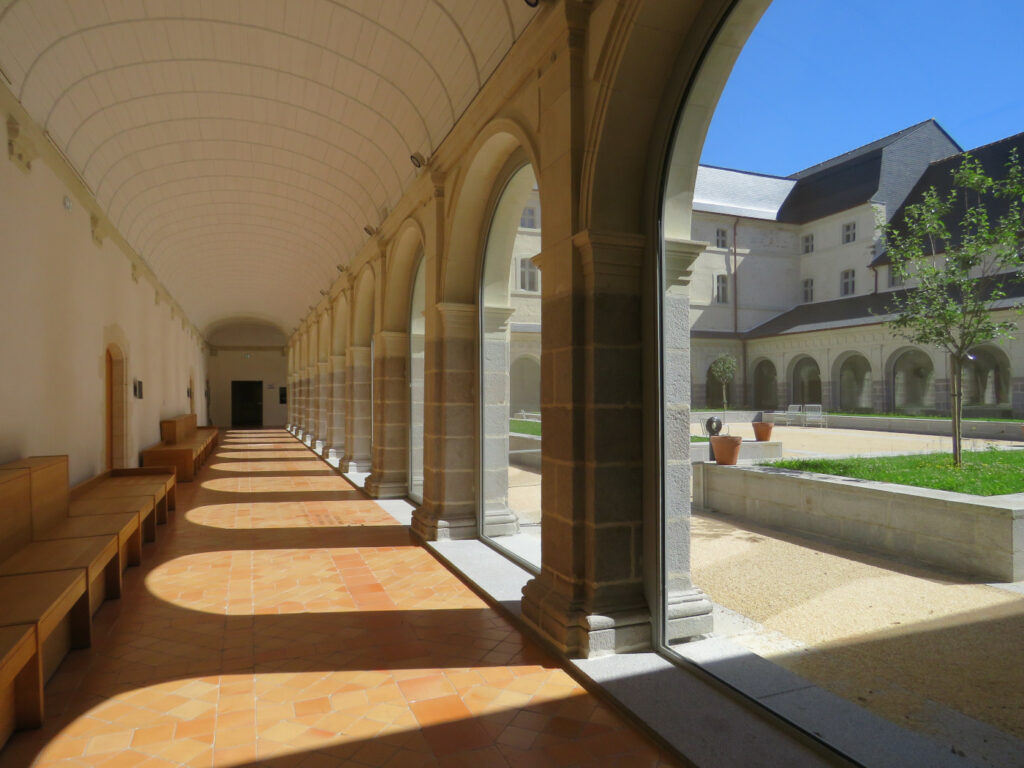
480,164,541,570
408,254,425,503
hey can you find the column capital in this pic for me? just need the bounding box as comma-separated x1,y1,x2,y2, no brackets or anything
482,305,515,333
664,238,706,292
572,229,647,293
434,302,476,337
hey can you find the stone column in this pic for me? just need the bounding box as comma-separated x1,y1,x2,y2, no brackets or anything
520,232,710,658
365,331,410,498
480,305,520,537
315,361,330,454
661,241,714,644
326,354,346,466
303,366,316,445
411,303,478,540
342,346,372,471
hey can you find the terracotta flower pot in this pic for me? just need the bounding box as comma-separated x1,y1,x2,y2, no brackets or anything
710,435,743,465
752,421,773,442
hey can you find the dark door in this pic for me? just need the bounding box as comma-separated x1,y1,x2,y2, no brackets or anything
231,380,263,428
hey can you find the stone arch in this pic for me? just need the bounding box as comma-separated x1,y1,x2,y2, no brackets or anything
382,218,426,333
963,344,1011,411
751,358,778,411
788,355,822,406
832,351,873,412
443,117,541,305
105,343,127,470
351,265,376,347
886,347,936,413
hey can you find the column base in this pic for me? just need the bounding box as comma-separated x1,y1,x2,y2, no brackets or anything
665,588,714,645
303,433,314,447
325,446,343,468
521,577,652,658
411,503,478,541
480,506,520,537
341,456,372,473
313,440,324,455
364,474,408,499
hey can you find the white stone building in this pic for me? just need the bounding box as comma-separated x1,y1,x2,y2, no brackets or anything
682,120,1024,416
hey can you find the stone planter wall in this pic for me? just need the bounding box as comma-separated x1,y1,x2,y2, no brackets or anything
510,433,541,470
692,462,1024,581
689,439,781,463
765,413,1023,441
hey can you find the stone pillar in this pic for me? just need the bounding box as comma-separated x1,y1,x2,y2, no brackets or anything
303,366,316,445
521,231,708,658
315,361,330,454
326,354,346,466
411,303,478,540
342,346,372,471
366,331,410,498
661,241,714,644
480,305,520,537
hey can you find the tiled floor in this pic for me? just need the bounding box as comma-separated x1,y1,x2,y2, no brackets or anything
1,430,683,768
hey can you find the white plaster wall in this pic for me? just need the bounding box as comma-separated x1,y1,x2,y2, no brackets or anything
206,350,288,428
0,153,207,485
798,203,881,302
689,214,799,333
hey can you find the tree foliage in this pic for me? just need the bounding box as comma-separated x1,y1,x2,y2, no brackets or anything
709,353,738,411
884,149,1024,466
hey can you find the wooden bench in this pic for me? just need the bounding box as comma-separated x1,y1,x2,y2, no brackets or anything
72,467,177,525
0,462,121,620
0,624,42,750
0,469,92,731
141,414,218,482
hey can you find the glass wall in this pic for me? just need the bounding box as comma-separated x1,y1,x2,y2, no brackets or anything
408,255,425,503
479,164,542,569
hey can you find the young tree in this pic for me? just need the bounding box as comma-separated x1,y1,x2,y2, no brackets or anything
884,150,1024,466
709,353,738,411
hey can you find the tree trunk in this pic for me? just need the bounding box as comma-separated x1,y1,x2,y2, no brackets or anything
722,381,728,412
951,355,963,467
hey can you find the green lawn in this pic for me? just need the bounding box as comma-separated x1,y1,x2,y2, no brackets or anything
510,419,541,436
691,436,709,443
765,449,1024,496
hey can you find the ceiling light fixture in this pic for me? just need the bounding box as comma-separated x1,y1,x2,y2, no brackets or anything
410,152,427,169
524,0,539,6
363,225,377,237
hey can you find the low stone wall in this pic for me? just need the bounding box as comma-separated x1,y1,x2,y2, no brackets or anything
691,410,764,424
509,433,540,470
692,462,1023,582
765,413,1024,441
689,440,782,463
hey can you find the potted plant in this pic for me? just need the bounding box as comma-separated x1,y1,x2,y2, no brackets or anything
709,434,743,465
752,420,773,441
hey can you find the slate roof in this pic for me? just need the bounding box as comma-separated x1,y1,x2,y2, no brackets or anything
777,119,961,224
693,119,961,226
692,166,795,220
872,131,1024,266
741,277,1024,339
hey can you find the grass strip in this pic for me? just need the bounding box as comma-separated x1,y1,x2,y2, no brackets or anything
510,419,541,436
765,449,1024,496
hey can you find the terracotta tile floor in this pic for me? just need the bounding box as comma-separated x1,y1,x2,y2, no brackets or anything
1,430,683,768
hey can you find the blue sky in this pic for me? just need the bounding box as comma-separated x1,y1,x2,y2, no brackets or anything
699,1,1024,176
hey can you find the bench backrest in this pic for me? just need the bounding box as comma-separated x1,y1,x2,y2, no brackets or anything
0,468,33,562
805,404,823,415
786,404,803,414
0,455,69,535
160,414,198,444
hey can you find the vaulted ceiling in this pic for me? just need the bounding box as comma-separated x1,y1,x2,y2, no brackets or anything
0,0,537,336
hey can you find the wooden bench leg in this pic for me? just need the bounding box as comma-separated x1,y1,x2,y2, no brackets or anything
69,592,92,650
13,644,43,730
167,485,176,511
104,553,122,600
156,496,168,525
142,509,157,542
127,527,142,567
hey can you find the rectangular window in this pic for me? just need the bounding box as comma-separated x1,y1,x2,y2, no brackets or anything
889,267,905,287
715,228,728,249
842,222,856,244
802,278,813,303
518,257,540,292
801,234,814,254
520,207,537,229
840,269,855,296
714,274,728,304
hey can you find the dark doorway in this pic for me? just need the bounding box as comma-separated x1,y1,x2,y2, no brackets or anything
231,380,263,428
